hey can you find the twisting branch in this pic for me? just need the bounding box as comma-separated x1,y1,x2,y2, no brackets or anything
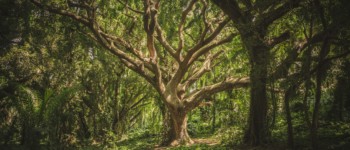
143,0,160,63
117,0,143,14
120,59,157,90
185,77,250,110
259,0,301,28
188,33,237,66
199,0,210,43
322,50,350,62
169,19,233,89
211,0,245,23
30,0,157,89
269,29,331,80
267,31,290,47
142,0,165,92
89,20,157,75
99,32,142,59
80,30,143,73
186,18,230,61
183,50,224,88
177,0,199,55
155,23,178,61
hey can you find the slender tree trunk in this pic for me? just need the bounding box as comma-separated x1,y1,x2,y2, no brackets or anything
78,111,90,138
270,83,277,128
311,36,330,150
330,78,345,121
284,86,295,148
311,70,322,150
211,100,216,133
301,43,313,132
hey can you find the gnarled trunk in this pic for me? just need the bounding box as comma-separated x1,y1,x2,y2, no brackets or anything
167,105,193,146
160,101,193,146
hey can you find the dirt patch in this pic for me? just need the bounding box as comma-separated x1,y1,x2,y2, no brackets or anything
154,138,220,149
193,138,220,146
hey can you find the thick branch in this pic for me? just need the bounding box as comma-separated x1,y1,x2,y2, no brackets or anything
155,23,178,61
270,29,330,80
187,18,230,57
185,77,250,110
99,31,144,61
211,0,245,23
267,31,290,47
322,50,350,62
184,50,224,87
143,0,159,62
177,0,199,54
167,18,231,90
259,0,301,28
120,59,157,90
188,33,237,66
169,32,236,92
30,0,158,91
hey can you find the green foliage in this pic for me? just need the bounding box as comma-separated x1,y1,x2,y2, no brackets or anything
1,0,350,149
218,126,244,146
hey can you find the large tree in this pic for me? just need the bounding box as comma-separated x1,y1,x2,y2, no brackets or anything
29,0,249,145
211,0,303,145
211,0,343,146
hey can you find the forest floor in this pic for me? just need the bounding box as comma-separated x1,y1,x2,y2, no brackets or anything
115,122,350,150
115,133,229,150
1,122,349,150
154,138,220,150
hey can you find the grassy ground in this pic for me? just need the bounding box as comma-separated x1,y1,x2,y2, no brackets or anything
1,122,349,150
116,134,227,150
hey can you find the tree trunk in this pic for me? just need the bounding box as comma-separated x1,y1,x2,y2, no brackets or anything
160,102,193,146
302,16,313,130
160,110,176,146
244,63,268,145
311,36,330,150
168,107,193,146
242,33,269,146
270,83,277,128
284,86,295,148
211,101,216,133
329,77,345,121
311,70,322,150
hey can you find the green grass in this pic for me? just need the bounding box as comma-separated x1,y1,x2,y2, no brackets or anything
2,122,350,150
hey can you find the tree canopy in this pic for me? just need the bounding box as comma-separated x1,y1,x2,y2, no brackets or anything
1,0,350,149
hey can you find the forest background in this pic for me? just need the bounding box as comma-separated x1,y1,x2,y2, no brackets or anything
1,0,350,149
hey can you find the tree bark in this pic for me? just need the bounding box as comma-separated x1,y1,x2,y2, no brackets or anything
270,83,277,128
167,105,193,146
160,103,193,146
160,109,176,146
311,33,330,149
329,77,345,121
284,86,295,148
211,100,216,133
242,33,269,146
311,70,322,150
